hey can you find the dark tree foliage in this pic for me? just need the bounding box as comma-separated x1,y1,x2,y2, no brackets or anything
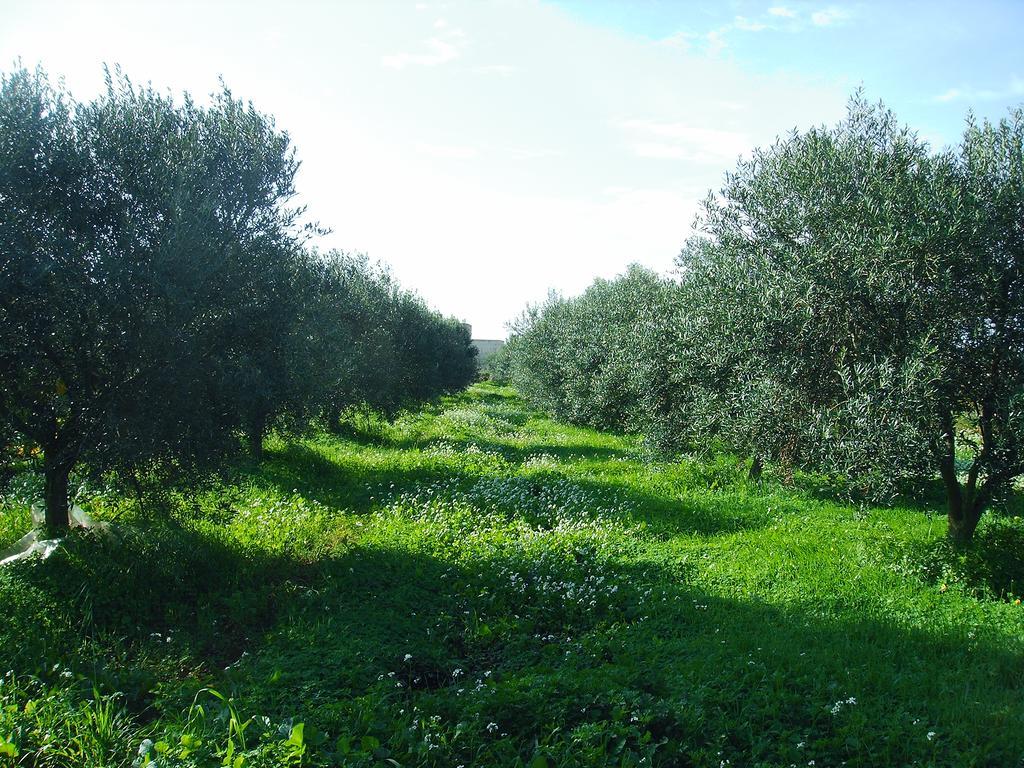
177,87,316,463
671,96,955,490
502,266,679,437
502,95,1024,543
0,68,311,525
671,95,1024,541
313,251,477,425
0,66,477,528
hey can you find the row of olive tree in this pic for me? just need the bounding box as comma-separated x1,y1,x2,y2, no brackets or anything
496,268,681,446
500,95,1024,542
0,66,476,528
313,251,478,435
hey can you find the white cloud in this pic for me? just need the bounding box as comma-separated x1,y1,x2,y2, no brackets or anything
382,37,461,69
705,29,728,55
624,120,753,164
382,19,465,69
476,64,518,77
631,142,691,160
416,142,479,159
811,7,850,26
734,15,768,32
506,146,561,160
0,0,848,338
768,6,798,18
932,77,1024,103
716,100,747,112
656,27,729,55
674,9,804,51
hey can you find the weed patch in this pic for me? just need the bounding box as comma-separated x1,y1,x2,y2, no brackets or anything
1,383,1022,766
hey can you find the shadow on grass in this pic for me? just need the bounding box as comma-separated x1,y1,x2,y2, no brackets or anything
0,515,339,713
794,468,1024,543
878,513,1024,600
471,385,519,404
2,495,1022,764
255,440,774,539
245,537,1024,766
788,468,1021,520
251,441,472,512
390,434,639,465
791,470,935,512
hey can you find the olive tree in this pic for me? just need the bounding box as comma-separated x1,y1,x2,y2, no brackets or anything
186,89,317,462
503,266,680,437
673,95,1024,540
0,67,307,526
313,251,402,424
0,67,196,527
935,107,1024,539
312,250,477,427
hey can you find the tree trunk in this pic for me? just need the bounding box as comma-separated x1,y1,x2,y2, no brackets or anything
129,467,146,515
943,475,984,544
947,508,981,543
43,449,73,530
748,455,763,482
249,412,266,462
936,411,981,543
326,405,342,434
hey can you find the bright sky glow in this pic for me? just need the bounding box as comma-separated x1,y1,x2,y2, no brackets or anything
2,0,1022,337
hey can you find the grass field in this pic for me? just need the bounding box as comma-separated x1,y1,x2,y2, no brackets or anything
1,383,1023,767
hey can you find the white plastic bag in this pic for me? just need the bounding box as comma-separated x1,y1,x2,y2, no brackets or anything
0,504,94,566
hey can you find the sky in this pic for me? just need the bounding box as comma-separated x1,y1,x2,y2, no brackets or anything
2,1,1023,338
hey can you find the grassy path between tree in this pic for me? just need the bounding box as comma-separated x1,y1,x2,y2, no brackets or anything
1,383,1023,766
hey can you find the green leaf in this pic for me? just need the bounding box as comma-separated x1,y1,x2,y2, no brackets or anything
360,735,380,752
180,731,202,752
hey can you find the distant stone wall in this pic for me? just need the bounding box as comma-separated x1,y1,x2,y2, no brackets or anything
472,339,505,364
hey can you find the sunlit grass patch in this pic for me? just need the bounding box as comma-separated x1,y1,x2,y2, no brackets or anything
0,382,1022,766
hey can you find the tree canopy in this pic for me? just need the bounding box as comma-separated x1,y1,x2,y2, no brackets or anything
0,66,478,528
502,95,1024,542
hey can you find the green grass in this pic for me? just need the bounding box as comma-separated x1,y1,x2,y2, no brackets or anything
1,383,1023,766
